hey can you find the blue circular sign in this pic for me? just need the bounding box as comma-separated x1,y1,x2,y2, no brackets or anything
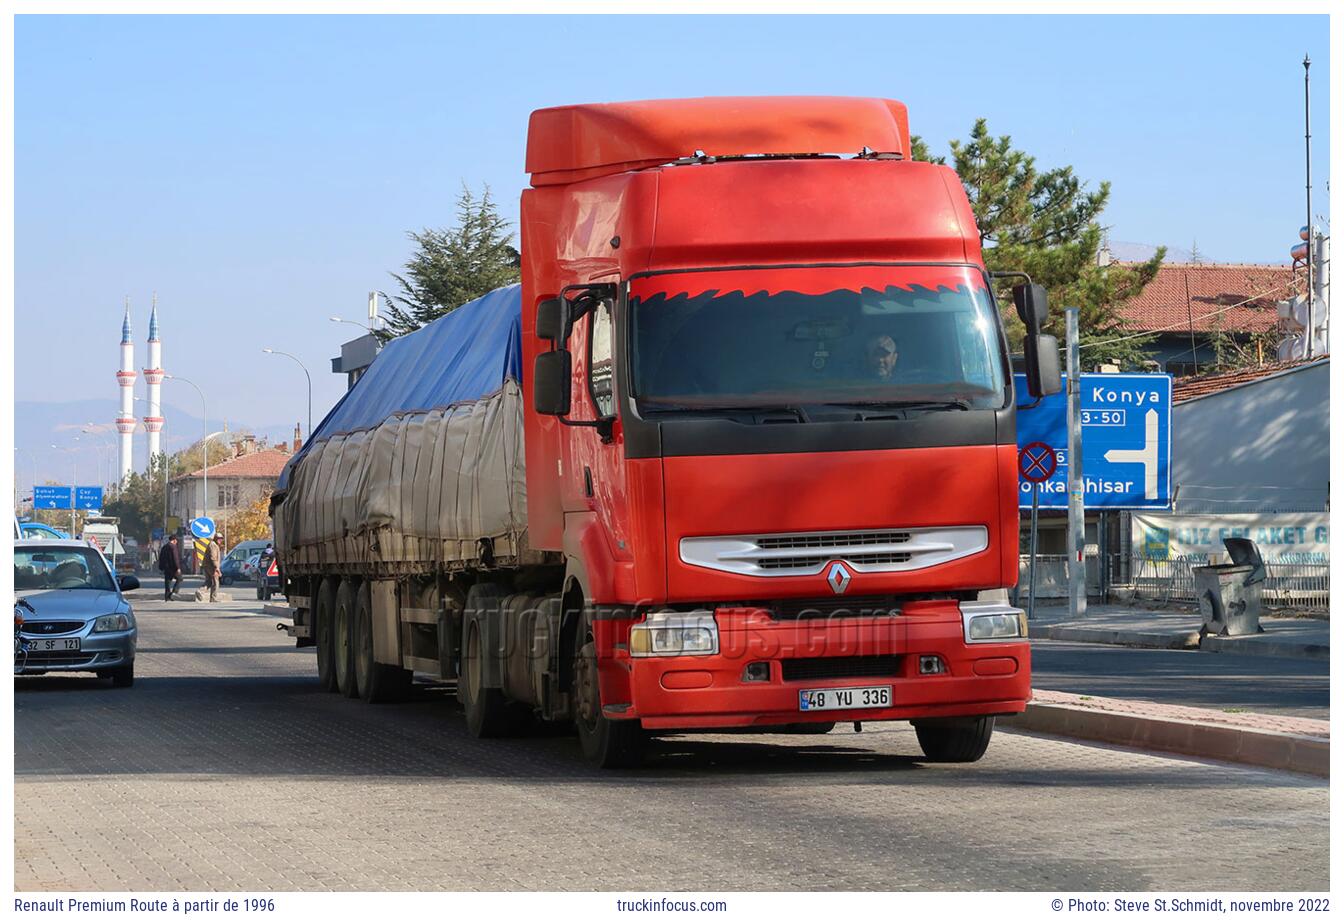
190,516,216,540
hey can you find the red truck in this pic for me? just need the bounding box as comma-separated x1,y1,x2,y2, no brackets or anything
272,96,1060,767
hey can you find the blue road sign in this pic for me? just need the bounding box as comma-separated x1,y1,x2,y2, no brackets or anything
1015,373,1172,510
151,527,165,542
190,516,216,540
32,486,72,509
75,486,103,510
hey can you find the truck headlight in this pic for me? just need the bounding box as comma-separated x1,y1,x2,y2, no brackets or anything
960,602,1027,643
93,613,132,633
629,611,718,658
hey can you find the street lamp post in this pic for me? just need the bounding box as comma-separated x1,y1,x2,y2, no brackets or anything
50,441,78,535
329,316,375,334
14,447,37,515
165,374,214,524
262,347,312,438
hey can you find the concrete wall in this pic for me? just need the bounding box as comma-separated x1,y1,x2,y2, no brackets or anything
1172,361,1329,513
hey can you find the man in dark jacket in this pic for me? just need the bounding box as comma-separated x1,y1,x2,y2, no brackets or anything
158,534,182,601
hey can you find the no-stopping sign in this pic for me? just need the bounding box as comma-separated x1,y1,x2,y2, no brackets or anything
1019,442,1058,483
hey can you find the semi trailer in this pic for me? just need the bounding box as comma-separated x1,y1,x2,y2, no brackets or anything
270,96,1061,767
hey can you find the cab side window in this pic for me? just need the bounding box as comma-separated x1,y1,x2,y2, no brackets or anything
589,299,616,418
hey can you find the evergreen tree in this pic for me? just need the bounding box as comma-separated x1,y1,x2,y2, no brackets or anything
913,121,1163,369
379,185,521,340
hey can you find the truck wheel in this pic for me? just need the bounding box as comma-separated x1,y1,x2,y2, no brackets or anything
913,715,996,763
313,578,337,692
355,582,411,703
574,634,645,768
333,579,358,699
461,619,512,736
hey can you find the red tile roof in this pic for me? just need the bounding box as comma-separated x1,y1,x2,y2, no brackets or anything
1115,263,1304,334
175,448,290,481
1172,357,1327,403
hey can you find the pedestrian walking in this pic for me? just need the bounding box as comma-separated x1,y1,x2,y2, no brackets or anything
202,534,224,603
158,534,183,601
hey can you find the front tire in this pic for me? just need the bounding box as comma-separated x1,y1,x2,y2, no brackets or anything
108,664,134,689
333,579,358,699
913,715,995,763
574,633,645,768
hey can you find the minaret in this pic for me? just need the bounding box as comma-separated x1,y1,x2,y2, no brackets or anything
143,293,165,466
115,297,137,483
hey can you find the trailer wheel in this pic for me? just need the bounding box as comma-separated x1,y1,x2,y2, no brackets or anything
333,579,358,699
913,715,996,763
354,581,411,703
574,632,645,768
314,578,337,692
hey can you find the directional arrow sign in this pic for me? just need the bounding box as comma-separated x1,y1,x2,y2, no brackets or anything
190,516,216,540
33,486,72,510
1015,373,1172,510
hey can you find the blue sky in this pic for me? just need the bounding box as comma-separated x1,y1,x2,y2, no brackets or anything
13,13,1331,487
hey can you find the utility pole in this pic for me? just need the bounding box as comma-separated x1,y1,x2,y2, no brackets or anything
1066,308,1087,617
1304,54,1314,357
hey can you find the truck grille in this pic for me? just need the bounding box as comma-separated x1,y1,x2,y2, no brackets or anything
781,655,902,682
680,526,987,577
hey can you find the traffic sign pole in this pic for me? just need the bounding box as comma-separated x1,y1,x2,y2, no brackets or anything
1066,308,1087,618
1029,482,1040,620
1018,441,1057,621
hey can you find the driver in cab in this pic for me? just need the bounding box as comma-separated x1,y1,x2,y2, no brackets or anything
866,334,900,380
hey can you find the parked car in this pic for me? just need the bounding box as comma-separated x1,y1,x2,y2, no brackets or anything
19,521,70,541
221,539,270,586
13,539,139,687
241,552,262,581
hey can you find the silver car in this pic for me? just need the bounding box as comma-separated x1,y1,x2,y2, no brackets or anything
14,539,139,687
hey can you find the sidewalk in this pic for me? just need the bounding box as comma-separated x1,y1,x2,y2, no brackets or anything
1028,602,1328,661
1009,601,1330,776
1011,690,1329,778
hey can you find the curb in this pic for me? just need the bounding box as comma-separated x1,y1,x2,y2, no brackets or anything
1008,700,1329,778
1033,624,1198,650
1033,624,1328,661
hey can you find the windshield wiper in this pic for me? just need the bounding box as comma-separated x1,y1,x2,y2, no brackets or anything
825,398,972,415
641,404,811,423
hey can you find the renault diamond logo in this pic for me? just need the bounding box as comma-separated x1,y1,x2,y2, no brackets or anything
826,561,851,595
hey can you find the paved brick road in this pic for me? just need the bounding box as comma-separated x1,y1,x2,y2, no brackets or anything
14,589,1328,892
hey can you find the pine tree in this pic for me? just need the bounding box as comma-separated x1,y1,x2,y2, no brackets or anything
913,120,1163,369
379,185,521,340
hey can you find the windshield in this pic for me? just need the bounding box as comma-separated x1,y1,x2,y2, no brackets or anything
630,265,1007,412
15,547,116,592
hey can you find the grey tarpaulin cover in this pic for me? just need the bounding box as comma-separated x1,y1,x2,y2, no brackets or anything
273,285,529,573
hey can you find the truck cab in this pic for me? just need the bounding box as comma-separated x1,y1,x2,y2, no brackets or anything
521,97,1041,763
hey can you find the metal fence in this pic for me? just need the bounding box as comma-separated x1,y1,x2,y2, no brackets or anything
1018,553,1329,611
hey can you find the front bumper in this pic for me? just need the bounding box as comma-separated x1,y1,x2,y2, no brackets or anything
608,600,1029,730
17,629,136,675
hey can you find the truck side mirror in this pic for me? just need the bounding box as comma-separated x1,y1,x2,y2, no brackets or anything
1024,334,1063,398
1012,283,1048,335
533,350,572,416
536,297,570,342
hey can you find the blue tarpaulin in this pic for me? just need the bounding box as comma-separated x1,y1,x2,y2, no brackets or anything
277,284,522,491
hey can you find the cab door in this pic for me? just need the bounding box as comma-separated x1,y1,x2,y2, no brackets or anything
573,296,635,571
